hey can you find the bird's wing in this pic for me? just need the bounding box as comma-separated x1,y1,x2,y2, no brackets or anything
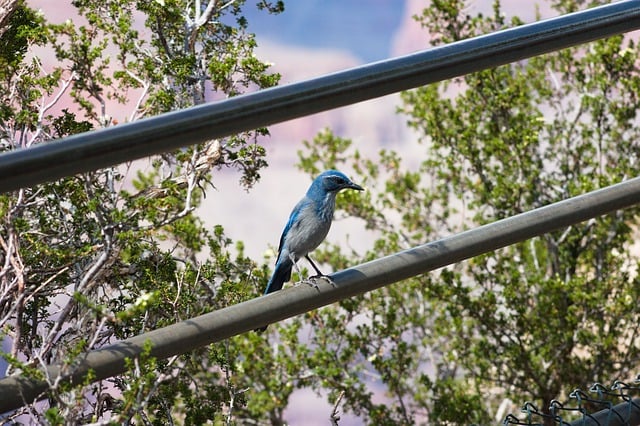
275,197,308,262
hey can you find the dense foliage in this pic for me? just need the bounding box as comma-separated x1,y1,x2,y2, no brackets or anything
0,0,283,423
294,0,640,424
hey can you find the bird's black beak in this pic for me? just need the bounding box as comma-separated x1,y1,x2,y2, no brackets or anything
348,182,364,191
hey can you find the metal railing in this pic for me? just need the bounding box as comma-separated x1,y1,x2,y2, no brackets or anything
504,377,640,426
0,174,639,413
0,1,638,192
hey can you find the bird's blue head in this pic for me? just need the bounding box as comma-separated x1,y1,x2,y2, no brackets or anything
311,170,364,194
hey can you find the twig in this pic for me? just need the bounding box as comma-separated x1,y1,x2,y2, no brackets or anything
330,390,346,426
29,70,77,146
126,69,151,122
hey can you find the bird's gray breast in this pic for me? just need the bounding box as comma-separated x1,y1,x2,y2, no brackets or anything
285,202,333,258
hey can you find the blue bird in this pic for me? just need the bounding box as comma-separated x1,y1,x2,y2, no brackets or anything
257,170,363,331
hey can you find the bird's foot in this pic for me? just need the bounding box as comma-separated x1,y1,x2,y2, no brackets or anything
300,277,321,291
308,274,336,288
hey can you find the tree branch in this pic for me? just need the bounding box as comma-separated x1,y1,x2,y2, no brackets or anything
0,0,18,40
330,390,346,426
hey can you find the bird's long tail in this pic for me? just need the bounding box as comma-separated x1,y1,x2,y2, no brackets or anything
255,259,293,333
264,258,292,295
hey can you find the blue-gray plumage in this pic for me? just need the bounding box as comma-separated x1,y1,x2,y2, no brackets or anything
261,170,363,305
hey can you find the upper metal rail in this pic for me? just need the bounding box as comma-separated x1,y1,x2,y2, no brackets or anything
0,1,639,192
